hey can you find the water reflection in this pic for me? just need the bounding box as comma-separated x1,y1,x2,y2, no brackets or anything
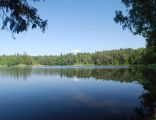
0,67,32,80
0,66,155,120
0,66,147,81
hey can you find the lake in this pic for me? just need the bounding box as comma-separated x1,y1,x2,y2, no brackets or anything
0,66,155,120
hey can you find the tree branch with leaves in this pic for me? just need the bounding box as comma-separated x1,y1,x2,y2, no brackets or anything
114,0,156,64
0,0,47,34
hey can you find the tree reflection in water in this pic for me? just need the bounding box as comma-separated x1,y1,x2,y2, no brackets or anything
0,66,155,120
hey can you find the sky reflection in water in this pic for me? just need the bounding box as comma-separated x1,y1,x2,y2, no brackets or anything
0,66,155,120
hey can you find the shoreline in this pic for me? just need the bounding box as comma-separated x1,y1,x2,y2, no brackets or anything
0,64,156,70
0,64,130,68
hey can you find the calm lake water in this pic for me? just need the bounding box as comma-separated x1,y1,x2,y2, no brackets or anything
0,66,155,120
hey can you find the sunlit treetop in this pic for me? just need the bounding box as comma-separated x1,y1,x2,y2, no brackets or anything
0,0,47,34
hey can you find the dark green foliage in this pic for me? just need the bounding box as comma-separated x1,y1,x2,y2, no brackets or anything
142,47,156,64
114,0,156,45
114,0,156,63
0,0,47,33
0,48,145,66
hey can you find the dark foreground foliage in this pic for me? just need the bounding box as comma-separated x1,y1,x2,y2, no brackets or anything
0,0,47,34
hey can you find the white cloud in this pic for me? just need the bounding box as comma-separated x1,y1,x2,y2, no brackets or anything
73,77,79,82
72,49,81,55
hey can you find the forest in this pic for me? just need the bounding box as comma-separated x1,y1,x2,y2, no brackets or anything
0,48,150,66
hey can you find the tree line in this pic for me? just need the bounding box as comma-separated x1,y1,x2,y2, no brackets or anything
0,0,156,65
0,48,151,66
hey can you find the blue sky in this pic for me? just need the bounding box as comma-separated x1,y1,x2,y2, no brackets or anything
0,0,146,55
